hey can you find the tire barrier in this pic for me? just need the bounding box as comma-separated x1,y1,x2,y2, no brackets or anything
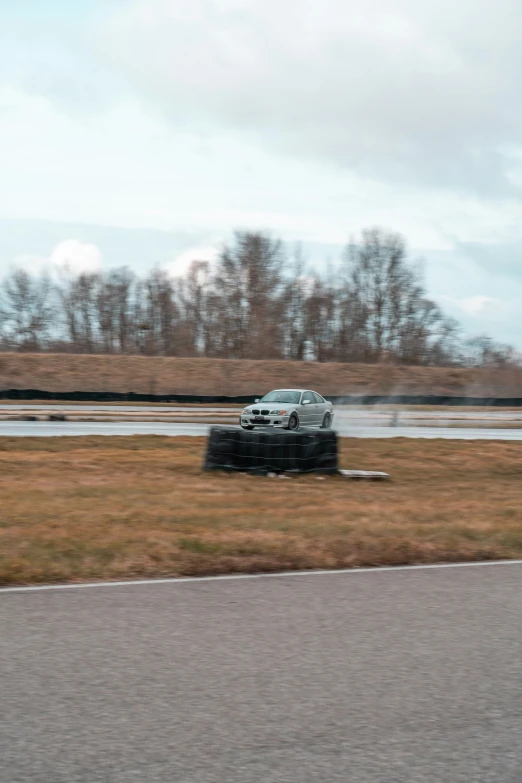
204,426,338,474
0,389,521,407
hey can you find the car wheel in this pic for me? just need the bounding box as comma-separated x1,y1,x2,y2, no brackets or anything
287,413,299,431
321,412,332,429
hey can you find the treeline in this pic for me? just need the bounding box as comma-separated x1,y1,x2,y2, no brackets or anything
0,227,516,367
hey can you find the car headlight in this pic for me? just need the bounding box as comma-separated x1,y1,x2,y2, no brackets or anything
241,409,249,415
270,409,287,415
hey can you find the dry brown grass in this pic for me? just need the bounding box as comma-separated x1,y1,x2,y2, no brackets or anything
1,436,522,586
1,353,522,397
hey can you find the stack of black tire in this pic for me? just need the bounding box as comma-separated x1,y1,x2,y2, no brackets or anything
204,426,338,474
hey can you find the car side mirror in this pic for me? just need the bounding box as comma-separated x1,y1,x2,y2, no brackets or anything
303,400,310,405
255,399,260,403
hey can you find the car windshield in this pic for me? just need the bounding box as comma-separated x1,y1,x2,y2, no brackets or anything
259,391,301,404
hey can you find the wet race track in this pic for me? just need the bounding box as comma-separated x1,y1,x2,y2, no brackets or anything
2,405,522,439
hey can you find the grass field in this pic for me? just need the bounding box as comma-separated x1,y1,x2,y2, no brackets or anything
1,352,522,398
1,436,522,587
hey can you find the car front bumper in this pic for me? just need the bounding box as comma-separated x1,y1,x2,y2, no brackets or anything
240,415,290,428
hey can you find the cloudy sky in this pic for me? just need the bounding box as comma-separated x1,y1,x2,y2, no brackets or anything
1,0,522,345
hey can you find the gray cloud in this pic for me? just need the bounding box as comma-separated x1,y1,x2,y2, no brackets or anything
455,239,522,279
101,0,522,195
0,5,121,113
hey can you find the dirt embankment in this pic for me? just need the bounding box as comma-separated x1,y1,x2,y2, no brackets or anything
0,353,521,398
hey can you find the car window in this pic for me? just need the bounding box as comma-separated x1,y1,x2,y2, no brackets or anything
312,392,325,403
302,391,314,404
259,391,301,404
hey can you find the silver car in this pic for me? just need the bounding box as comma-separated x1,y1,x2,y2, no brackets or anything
240,389,334,431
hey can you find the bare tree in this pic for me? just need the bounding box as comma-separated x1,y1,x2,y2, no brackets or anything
462,335,516,368
134,269,179,356
339,228,453,365
302,279,336,362
177,261,214,356
1,269,54,350
0,226,517,369
95,268,135,353
56,270,100,352
280,245,310,360
214,232,286,358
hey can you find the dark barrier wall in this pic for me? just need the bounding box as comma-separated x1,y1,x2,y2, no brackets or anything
204,426,338,474
0,389,256,404
1,389,522,406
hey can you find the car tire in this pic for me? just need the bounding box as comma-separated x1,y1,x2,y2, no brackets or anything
286,413,299,431
321,412,332,429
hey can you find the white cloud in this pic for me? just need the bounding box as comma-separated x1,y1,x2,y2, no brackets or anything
49,240,102,274
164,244,221,278
435,290,521,345
102,0,522,194
457,296,501,316
439,294,502,317
12,240,102,277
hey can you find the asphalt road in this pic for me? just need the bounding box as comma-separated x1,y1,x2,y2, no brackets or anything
1,564,521,782
2,419,522,439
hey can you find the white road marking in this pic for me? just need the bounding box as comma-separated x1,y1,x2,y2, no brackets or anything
1,559,522,593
